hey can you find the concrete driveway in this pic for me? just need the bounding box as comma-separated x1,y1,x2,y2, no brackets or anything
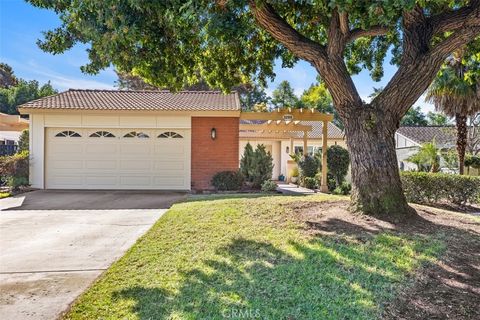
0,190,186,320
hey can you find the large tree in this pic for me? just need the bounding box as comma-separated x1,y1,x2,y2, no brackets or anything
426,40,480,174
270,80,299,108
28,0,480,216
400,106,428,126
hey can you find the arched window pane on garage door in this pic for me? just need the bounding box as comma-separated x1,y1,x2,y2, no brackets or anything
89,131,115,138
158,131,183,138
55,130,81,137
123,131,150,138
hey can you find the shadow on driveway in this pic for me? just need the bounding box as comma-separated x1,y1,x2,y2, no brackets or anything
0,190,188,211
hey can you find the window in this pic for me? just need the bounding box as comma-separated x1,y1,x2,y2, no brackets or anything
158,131,183,138
89,131,115,138
123,131,149,138
55,130,81,137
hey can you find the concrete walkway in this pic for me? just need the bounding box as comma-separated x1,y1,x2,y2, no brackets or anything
276,182,316,195
0,190,184,320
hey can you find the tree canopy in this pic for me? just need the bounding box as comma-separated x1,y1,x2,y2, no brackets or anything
0,64,57,114
270,80,298,108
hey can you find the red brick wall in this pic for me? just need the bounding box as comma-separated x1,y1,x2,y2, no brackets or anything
191,117,239,190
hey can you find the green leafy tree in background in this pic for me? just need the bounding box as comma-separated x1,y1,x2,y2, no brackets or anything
28,0,480,216
300,82,343,129
0,63,18,88
270,80,298,109
427,112,449,125
426,40,480,175
0,64,57,114
401,106,428,126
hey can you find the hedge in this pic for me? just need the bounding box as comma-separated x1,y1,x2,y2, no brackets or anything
401,171,480,205
211,171,244,191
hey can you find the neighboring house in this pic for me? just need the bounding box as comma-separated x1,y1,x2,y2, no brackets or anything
395,126,459,171
0,113,29,155
19,89,241,191
239,120,345,179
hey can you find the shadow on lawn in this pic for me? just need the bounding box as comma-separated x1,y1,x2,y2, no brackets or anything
114,232,436,320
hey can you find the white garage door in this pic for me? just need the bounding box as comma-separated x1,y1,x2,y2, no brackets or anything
45,128,190,190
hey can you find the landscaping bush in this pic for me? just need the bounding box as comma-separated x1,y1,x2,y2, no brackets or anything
333,181,352,195
240,143,255,181
240,143,274,188
211,171,244,191
18,129,29,152
261,180,277,192
327,145,350,187
298,155,319,178
303,177,318,189
0,150,29,190
401,171,480,205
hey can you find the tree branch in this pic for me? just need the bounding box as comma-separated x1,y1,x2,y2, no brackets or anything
249,1,326,63
347,26,389,42
430,0,480,34
339,12,349,35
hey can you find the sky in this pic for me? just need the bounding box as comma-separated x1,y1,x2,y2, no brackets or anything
0,0,434,112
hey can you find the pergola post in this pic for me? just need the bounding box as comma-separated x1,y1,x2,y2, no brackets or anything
320,120,329,193
289,137,294,155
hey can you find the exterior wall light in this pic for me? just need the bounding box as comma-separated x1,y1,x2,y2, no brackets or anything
286,146,290,154
211,128,217,140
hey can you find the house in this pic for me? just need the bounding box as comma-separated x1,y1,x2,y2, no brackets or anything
18,89,339,191
239,120,345,179
0,113,29,155
395,126,460,171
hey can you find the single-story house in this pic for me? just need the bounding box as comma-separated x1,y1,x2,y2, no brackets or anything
19,89,341,191
239,120,345,179
395,126,469,172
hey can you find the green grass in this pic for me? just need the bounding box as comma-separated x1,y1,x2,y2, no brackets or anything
65,194,444,320
0,192,11,199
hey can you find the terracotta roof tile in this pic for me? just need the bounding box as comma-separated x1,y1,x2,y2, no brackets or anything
397,126,458,148
19,89,240,111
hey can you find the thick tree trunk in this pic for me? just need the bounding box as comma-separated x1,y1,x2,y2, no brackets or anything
455,113,468,175
343,107,414,217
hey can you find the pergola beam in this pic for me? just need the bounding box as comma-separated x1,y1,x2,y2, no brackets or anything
239,123,312,132
240,109,334,122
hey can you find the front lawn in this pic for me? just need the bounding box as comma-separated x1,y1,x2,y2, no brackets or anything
65,194,453,319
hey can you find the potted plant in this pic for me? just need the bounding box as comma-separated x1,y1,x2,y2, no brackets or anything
290,167,299,184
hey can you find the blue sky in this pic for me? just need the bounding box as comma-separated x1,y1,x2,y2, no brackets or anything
0,0,433,112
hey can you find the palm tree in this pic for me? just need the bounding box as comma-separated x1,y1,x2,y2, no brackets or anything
426,47,480,175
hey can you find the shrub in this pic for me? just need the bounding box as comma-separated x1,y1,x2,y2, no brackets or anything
298,155,319,178
252,145,274,188
332,181,352,195
240,143,255,181
290,167,299,178
261,180,277,192
0,150,29,190
211,171,244,191
327,145,350,187
303,177,318,189
240,143,274,188
401,172,480,205
465,154,480,169
18,129,29,152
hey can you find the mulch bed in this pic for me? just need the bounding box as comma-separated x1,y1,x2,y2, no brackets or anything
287,200,480,320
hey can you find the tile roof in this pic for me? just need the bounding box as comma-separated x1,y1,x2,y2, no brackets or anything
397,126,458,148
240,120,344,140
18,89,240,112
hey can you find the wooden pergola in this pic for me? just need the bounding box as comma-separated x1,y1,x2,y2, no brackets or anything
240,108,334,192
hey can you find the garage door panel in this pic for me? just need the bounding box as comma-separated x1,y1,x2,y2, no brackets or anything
85,160,118,170
85,144,118,154
153,161,184,170
48,144,84,154
84,176,118,186
46,127,190,190
48,176,84,186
